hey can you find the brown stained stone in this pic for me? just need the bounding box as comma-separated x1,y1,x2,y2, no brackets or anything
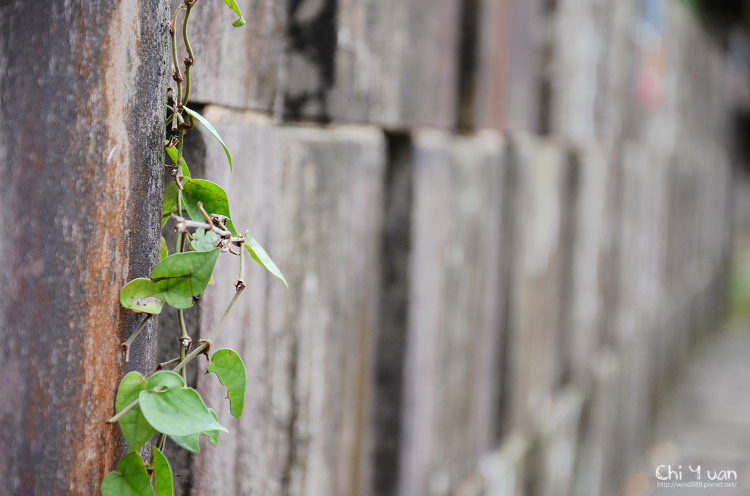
0,1,168,494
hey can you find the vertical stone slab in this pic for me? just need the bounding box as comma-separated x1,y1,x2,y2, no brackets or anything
506,135,568,432
614,337,656,475
0,1,168,494
291,0,462,128
573,352,620,496
567,146,611,381
695,146,732,283
481,435,533,496
664,150,699,303
463,0,509,129
503,0,546,133
594,0,638,146
536,388,585,496
548,0,605,145
187,0,286,112
398,131,505,496
613,143,668,346
188,109,384,496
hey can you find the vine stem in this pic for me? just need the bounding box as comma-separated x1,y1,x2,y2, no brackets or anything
122,314,154,363
172,286,245,375
106,385,167,424
106,399,139,424
156,433,167,453
169,6,184,110
178,308,189,382
182,0,196,106
172,215,232,238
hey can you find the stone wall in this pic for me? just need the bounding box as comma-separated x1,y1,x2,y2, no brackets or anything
0,0,740,495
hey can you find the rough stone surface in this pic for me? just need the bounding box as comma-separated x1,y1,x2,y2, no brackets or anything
505,134,570,433
566,146,612,381
0,1,168,493
481,435,533,496
536,389,585,496
288,0,462,129
572,353,620,496
186,0,285,113
548,0,607,145
613,144,669,346
188,108,384,496
502,0,546,133
398,131,505,496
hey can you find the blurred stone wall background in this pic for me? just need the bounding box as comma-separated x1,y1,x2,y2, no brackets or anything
182,1,746,495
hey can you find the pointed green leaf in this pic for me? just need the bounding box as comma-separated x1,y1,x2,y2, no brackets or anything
207,348,246,418
151,249,220,309
221,0,246,27
139,386,228,437
245,230,288,288
160,237,168,261
115,372,156,453
120,278,166,314
169,432,200,454
204,409,221,448
162,181,179,227
170,408,221,453
183,106,233,171
182,179,237,236
164,143,191,178
152,447,174,496
100,452,152,496
147,370,185,390
190,228,219,252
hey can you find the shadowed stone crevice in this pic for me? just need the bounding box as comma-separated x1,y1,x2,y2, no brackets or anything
372,131,414,496
284,0,338,121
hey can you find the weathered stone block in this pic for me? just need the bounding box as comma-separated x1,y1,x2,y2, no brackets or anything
612,144,668,346
187,0,285,112
0,2,168,494
536,388,585,496
549,0,607,145
398,130,506,496
502,0,546,133
566,146,612,381
481,434,534,496
288,0,462,128
572,352,620,496
505,134,570,432
463,0,509,130
189,108,385,496
594,0,639,146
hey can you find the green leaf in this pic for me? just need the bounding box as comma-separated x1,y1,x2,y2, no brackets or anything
169,432,200,454
170,409,221,453
115,372,156,453
245,230,288,288
207,348,246,418
221,0,246,27
162,181,179,227
182,179,237,236
152,447,174,496
204,409,221,448
100,452,153,496
120,278,166,315
139,386,228,437
147,370,185,390
160,237,168,261
151,249,220,309
183,106,233,172
190,228,219,252
164,143,191,178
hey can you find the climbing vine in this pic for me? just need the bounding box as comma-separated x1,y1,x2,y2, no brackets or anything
101,1,286,494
